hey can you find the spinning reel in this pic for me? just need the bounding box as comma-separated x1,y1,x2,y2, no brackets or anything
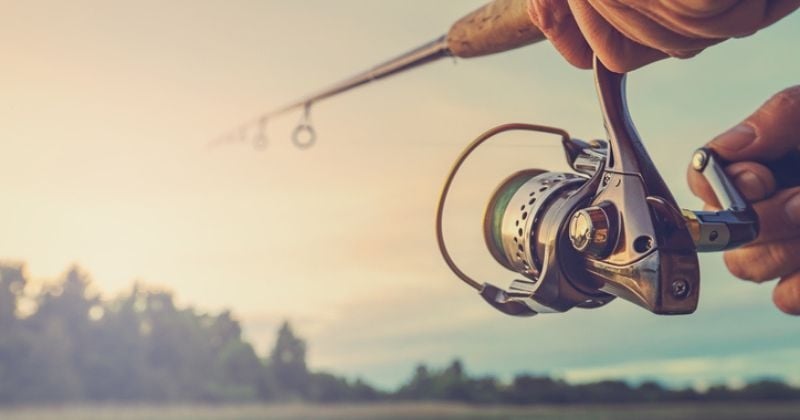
436,57,760,316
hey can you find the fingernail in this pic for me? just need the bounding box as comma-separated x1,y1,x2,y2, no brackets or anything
786,193,800,226
733,171,767,200
711,124,756,152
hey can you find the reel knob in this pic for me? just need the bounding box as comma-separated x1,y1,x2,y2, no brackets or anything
568,205,615,258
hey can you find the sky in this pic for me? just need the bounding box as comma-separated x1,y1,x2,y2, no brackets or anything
1,0,799,390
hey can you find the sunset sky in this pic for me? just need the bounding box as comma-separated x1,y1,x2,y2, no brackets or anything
1,1,799,389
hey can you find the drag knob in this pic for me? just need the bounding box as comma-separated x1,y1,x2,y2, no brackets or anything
569,206,614,258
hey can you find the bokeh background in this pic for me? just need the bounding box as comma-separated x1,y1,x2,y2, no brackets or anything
1,0,798,392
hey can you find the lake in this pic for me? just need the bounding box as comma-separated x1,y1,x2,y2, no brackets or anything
1,402,799,419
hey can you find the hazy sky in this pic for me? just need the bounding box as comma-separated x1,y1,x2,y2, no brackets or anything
1,1,799,389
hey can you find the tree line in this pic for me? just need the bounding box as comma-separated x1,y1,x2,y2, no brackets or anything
0,263,797,404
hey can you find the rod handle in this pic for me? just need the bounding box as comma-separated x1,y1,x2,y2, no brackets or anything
447,0,546,58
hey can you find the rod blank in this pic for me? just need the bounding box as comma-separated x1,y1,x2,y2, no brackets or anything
267,0,545,119
261,36,451,121
219,0,547,148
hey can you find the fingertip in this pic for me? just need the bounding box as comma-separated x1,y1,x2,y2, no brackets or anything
559,46,593,70
774,273,800,315
596,46,665,73
529,0,594,70
686,163,717,205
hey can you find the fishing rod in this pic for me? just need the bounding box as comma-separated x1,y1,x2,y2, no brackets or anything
211,0,545,149
220,1,800,316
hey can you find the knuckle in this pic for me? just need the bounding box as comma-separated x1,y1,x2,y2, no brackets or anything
723,252,759,281
529,0,569,33
776,85,800,102
761,243,791,281
727,241,800,283
723,247,782,283
767,86,800,113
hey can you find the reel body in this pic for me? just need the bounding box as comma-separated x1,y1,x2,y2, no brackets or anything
436,57,760,316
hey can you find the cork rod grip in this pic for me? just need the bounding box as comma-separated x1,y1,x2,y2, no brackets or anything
447,0,545,58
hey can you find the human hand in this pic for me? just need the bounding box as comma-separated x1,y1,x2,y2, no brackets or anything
687,86,800,315
528,0,800,72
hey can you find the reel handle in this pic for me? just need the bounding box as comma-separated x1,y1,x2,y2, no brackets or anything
683,148,758,252
684,148,800,252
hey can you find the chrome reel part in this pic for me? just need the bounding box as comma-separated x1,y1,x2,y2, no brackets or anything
481,169,615,315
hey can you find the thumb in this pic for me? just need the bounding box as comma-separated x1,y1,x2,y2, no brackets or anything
710,86,800,162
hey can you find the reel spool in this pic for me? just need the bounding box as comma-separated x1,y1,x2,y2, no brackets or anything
436,57,763,317
483,170,583,277
481,168,615,314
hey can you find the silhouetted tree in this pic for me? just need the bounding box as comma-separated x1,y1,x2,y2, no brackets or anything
0,262,797,405
739,379,799,400
268,321,308,399
507,374,568,404
0,264,29,402
396,364,433,399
